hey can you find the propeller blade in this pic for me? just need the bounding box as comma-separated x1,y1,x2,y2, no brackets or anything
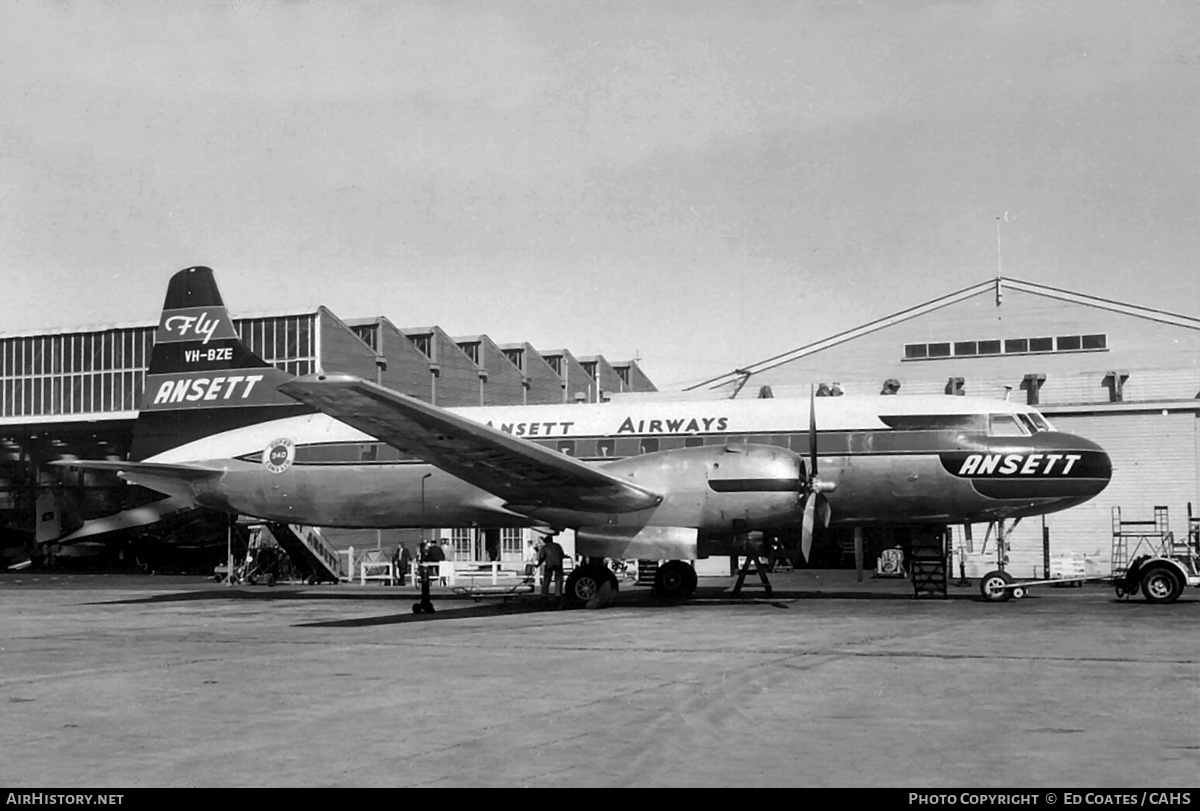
800,493,816,563
817,493,831,529
808,384,818,480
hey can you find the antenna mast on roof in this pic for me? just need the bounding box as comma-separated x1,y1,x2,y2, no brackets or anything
995,213,1007,306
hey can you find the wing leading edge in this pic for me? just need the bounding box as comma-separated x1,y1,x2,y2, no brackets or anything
279,374,663,514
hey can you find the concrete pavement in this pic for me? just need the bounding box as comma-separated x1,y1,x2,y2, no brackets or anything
0,571,1196,787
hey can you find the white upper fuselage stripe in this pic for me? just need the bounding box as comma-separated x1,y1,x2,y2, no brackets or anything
146,394,1044,464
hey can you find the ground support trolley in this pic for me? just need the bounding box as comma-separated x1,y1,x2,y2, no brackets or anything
979,506,1200,603
1110,506,1200,604
978,569,1105,602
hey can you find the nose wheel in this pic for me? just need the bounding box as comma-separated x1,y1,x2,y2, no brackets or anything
979,570,1015,602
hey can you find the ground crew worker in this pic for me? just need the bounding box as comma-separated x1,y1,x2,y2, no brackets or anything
537,534,566,604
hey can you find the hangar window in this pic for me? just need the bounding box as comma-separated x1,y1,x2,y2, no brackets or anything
978,340,1001,355
1029,336,1053,352
954,341,977,356
502,348,524,371
928,343,951,358
904,344,928,360
1081,334,1106,350
501,528,523,556
1004,338,1028,354
407,333,433,359
1056,335,1081,351
450,529,471,560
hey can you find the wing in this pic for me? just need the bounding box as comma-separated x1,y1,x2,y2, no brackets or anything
279,373,662,514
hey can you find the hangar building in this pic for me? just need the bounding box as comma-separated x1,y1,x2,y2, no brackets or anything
0,301,655,570
692,277,1200,578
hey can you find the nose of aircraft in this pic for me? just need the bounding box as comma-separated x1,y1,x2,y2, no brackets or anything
955,429,1112,510
1054,431,1112,501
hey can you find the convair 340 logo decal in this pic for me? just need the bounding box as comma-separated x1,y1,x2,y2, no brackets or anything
263,438,295,474
939,451,1106,478
156,307,238,345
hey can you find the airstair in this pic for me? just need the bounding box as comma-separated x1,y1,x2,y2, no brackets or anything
908,529,948,598
262,523,344,583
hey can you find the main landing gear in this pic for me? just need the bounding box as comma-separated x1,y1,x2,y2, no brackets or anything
564,559,699,606
564,563,619,607
653,561,698,601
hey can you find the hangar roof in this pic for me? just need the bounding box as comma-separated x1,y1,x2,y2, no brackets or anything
690,277,1200,391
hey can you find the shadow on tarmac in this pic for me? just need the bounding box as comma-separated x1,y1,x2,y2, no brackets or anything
87,581,994,609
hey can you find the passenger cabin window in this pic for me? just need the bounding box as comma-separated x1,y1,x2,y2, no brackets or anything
597,439,615,457
685,436,704,448
557,440,575,456
988,414,1027,437
639,438,659,454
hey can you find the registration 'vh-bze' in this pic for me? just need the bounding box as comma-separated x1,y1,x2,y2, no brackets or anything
60,267,1112,606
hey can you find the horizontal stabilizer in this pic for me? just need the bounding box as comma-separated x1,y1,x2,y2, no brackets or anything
52,460,222,501
55,496,196,544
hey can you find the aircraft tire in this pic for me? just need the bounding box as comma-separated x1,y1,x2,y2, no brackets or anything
654,561,697,600
565,565,611,608
979,570,1014,602
1141,565,1184,604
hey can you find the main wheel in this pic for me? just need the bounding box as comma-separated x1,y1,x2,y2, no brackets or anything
565,565,614,607
979,570,1014,602
654,561,698,600
1141,565,1184,604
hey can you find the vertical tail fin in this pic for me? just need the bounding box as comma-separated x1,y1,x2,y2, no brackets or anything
131,266,312,461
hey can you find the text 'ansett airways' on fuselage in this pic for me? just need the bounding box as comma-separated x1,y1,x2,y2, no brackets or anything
480,417,731,437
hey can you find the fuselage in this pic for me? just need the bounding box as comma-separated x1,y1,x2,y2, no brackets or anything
137,393,1111,532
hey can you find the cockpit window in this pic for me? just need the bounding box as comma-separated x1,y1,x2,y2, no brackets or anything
988,414,1028,437
1016,413,1039,434
1028,412,1054,432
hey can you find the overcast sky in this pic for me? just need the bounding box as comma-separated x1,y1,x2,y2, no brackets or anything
1,1,1195,389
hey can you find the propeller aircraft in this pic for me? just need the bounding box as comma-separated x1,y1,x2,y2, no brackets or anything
59,267,1113,605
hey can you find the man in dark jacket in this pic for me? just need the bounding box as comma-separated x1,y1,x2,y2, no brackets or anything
537,534,566,603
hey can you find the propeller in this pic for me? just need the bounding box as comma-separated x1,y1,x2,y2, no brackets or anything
797,385,833,564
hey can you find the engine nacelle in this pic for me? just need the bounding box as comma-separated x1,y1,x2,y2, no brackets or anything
599,443,804,533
